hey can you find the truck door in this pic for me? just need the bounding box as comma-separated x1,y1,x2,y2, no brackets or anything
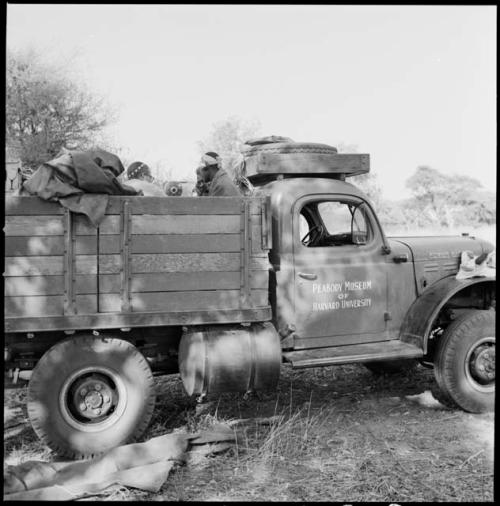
292,194,388,349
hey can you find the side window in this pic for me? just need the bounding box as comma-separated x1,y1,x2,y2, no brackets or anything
300,199,372,247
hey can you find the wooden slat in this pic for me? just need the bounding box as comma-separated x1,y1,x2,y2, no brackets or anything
129,234,241,254
6,252,267,279
77,289,269,313
4,275,100,296
3,271,268,297
5,236,64,256
5,216,64,236
74,253,269,275
104,196,264,215
246,152,369,177
130,252,268,273
4,308,273,333
5,196,64,215
4,256,64,276
75,215,119,235
128,271,268,293
3,235,120,256
5,195,265,216
5,295,65,317
131,215,240,235
4,276,64,296
5,233,264,256
74,255,121,275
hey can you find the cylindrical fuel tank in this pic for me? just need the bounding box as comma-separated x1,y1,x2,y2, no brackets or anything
178,322,281,395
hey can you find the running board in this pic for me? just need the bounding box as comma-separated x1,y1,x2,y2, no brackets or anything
282,340,424,369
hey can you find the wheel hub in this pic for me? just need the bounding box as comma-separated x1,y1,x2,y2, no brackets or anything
72,376,114,419
469,343,495,384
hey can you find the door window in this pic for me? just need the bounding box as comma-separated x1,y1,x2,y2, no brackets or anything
300,199,372,247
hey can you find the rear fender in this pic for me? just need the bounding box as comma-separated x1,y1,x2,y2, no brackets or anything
400,276,495,355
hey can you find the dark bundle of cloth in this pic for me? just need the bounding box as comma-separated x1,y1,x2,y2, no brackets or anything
22,148,139,226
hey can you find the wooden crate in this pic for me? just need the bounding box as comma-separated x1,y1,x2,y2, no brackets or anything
4,196,272,332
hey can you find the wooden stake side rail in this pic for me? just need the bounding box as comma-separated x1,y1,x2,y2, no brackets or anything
4,308,273,333
4,195,273,333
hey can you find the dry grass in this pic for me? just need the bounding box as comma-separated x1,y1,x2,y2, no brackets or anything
4,364,494,502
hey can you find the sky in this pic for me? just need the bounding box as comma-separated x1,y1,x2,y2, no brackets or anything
6,4,497,199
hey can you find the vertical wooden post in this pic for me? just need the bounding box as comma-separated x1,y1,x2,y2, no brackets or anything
260,197,272,251
63,209,76,315
240,199,251,308
120,200,131,312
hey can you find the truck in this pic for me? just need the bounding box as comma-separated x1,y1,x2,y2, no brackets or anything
4,139,495,459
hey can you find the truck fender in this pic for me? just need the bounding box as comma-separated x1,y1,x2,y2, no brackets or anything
399,276,495,355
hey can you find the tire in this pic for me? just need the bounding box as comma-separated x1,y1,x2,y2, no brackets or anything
364,359,418,376
27,335,156,459
432,310,495,413
242,141,339,158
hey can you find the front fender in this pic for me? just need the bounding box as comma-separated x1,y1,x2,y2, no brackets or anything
400,275,495,354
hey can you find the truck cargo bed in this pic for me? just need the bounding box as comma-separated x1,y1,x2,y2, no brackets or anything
4,195,272,333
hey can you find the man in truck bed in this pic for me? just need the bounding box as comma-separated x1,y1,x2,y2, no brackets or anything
198,152,240,196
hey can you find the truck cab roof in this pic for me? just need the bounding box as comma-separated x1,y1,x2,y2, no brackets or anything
256,177,373,209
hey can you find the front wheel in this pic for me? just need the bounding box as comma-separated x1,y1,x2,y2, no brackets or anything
27,335,156,459
432,310,495,413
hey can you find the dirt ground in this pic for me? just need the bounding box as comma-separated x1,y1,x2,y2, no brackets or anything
4,363,494,502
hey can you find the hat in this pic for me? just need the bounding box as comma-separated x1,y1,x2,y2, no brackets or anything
199,152,221,169
127,161,151,180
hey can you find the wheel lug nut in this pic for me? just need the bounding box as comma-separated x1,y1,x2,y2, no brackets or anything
478,364,485,371
79,403,87,411
80,388,87,396
94,408,101,415
95,384,102,391
103,395,110,403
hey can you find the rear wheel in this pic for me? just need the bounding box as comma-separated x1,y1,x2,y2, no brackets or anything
431,310,495,413
27,335,156,458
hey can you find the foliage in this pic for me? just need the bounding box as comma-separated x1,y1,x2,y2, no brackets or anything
198,116,261,178
405,166,496,227
6,48,115,171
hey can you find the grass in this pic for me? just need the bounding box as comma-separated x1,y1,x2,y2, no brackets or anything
4,364,494,502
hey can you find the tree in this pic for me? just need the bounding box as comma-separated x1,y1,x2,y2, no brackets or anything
6,48,115,171
198,116,261,178
405,166,496,227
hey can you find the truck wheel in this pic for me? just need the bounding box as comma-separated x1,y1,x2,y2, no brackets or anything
27,335,155,459
364,359,418,375
432,310,495,413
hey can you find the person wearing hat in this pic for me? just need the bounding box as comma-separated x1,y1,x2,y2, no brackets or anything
197,152,240,197
125,161,165,197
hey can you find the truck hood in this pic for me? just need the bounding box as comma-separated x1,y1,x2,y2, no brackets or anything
388,235,494,294
389,235,493,262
